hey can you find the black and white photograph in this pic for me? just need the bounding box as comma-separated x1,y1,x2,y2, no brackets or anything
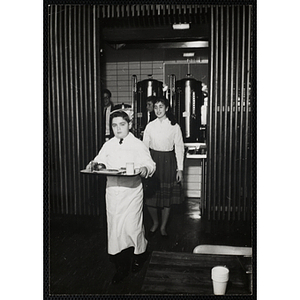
43,1,256,297
5,1,300,299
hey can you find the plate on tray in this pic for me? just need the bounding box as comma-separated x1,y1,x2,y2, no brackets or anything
80,168,141,176
80,169,124,175
93,169,124,175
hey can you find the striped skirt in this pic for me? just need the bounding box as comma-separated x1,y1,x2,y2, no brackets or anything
145,149,183,208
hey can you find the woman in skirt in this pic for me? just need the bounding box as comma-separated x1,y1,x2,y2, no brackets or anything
143,97,185,237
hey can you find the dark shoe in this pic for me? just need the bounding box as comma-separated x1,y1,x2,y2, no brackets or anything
111,268,129,284
131,252,149,273
111,248,132,284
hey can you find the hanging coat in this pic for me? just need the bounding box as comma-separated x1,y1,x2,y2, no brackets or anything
93,132,156,255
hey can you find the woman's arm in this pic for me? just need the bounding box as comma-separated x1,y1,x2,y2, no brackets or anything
142,124,151,148
174,124,185,172
176,170,183,183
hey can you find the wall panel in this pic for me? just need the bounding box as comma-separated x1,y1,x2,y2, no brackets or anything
48,5,103,215
205,5,254,222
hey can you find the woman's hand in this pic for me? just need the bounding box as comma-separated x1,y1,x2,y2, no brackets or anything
139,166,148,178
176,170,183,183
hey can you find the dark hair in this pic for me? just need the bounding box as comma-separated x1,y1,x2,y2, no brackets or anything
153,97,177,125
102,89,111,98
112,103,131,111
110,110,131,125
146,95,157,105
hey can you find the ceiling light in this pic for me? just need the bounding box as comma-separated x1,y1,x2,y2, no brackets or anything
183,52,195,57
172,23,190,30
184,41,208,48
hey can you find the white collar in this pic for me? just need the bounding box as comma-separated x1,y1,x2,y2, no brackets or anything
117,132,132,143
154,117,169,124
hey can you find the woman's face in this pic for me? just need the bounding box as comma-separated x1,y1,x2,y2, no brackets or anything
111,116,131,139
154,101,168,119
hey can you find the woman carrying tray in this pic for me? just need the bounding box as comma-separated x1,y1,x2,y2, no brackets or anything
86,108,156,284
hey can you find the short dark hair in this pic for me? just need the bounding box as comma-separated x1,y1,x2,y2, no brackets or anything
110,110,130,125
102,89,111,98
146,95,157,105
153,96,170,108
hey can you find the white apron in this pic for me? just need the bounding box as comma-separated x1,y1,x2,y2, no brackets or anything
106,176,146,255
93,133,156,255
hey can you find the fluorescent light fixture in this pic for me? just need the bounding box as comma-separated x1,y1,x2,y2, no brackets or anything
172,23,190,30
183,41,209,48
183,52,195,57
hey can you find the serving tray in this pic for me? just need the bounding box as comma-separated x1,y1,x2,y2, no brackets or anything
80,168,141,176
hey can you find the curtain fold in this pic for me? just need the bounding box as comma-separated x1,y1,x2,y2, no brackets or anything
205,5,254,222
48,5,103,215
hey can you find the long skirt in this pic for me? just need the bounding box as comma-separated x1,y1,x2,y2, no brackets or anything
145,149,183,208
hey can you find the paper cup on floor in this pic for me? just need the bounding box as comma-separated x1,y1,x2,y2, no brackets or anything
211,266,229,295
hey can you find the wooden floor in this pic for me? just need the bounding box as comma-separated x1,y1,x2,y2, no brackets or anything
47,198,252,295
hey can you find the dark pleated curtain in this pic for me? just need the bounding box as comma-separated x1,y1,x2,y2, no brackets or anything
47,5,104,215
204,5,254,222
